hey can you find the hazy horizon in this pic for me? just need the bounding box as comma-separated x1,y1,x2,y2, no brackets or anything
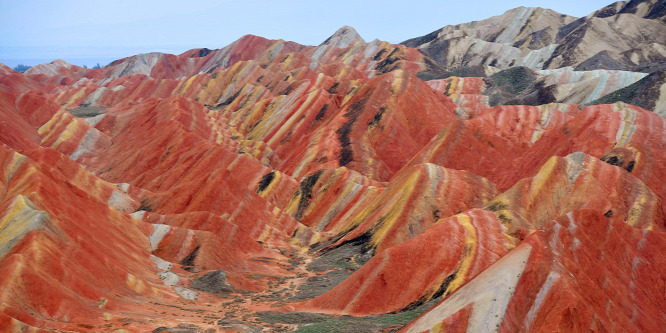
1,0,615,69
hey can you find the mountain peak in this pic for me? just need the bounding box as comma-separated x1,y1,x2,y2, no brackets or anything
320,25,365,48
24,59,75,76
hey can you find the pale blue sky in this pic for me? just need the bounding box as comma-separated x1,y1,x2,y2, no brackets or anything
1,0,614,68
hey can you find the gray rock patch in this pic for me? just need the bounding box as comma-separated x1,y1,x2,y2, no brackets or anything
190,270,234,295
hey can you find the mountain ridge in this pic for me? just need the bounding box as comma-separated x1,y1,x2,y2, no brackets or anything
404,0,666,71
1,2,665,332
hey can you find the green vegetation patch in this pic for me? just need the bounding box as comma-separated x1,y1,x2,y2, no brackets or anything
587,80,641,106
486,66,536,95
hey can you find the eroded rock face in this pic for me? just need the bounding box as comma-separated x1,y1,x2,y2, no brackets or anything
190,270,234,295
403,1,666,114
404,1,666,73
0,3,665,332
402,209,666,333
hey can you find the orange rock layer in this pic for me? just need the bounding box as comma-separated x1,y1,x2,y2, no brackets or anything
0,25,665,332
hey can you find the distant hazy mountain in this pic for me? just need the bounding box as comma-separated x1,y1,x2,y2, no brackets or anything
403,0,666,73
403,0,666,114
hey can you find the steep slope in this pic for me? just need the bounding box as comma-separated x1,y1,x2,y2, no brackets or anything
403,1,666,115
588,69,666,116
0,27,461,331
547,1,666,71
483,66,649,106
402,7,578,70
402,209,666,332
404,1,666,73
0,6,665,333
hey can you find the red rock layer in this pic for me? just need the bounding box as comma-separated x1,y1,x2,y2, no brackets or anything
325,163,497,253
0,24,665,332
296,209,515,316
402,209,666,332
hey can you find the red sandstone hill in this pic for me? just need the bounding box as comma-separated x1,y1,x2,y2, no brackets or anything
1,5,665,333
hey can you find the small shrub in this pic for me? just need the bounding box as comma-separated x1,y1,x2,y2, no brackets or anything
12,64,31,72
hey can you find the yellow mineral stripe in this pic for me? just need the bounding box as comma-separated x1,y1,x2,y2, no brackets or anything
391,70,404,94
446,76,460,96
332,185,388,235
369,170,421,247
627,187,650,229
258,171,282,197
199,69,230,103
126,273,148,294
316,179,363,230
514,10,535,41
312,73,326,93
497,210,526,249
247,96,285,140
444,214,478,293
0,196,47,257
455,77,463,95
39,116,68,145
432,321,443,333
425,126,455,162
5,165,40,196
332,176,363,205
50,118,85,149
4,152,25,184
289,143,320,178
177,74,202,96
257,225,274,244
531,130,544,144
337,67,348,80
229,97,265,129
539,105,552,127
64,88,88,106
628,146,641,172
446,77,458,96
244,86,268,111
266,92,317,146
479,176,497,201
281,54,293,71
308,232,322,247
54,91,68,105
342,85,360,105
262,41,283,62
526,156,558,206
235,61,254,82
614,103,638,146
284,191,301,219
37,110,66,136
342,45,358,64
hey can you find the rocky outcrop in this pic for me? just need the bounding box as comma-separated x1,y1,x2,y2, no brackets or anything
403,1,666,73
402,1,665,115
589,69,666,116
402,209,666,332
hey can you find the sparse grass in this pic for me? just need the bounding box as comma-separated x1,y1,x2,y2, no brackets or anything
257,298,442,333
376,305,432,325
256,312,330,325
295,319,365,333
488,67,534,94
587,80,641,106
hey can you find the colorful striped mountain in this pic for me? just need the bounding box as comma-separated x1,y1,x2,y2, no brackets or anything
1,1,665,332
